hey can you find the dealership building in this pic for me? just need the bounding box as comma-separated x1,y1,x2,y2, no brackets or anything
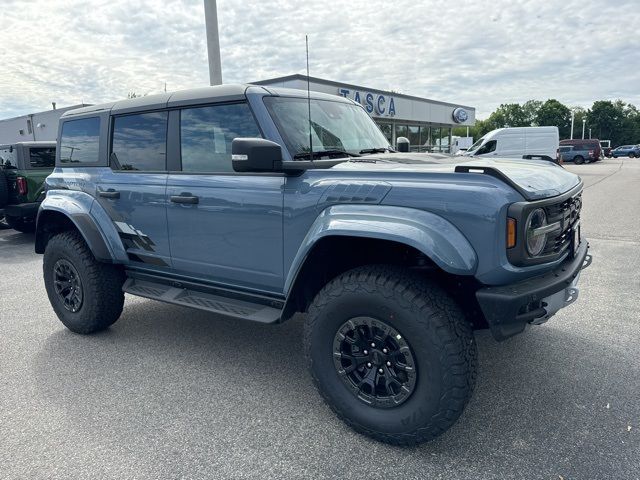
1,76,475,153
254,74,476,152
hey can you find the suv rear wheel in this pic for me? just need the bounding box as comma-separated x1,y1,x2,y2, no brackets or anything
304,265,477,445
43,230,125,334
574,155,585,165
629,152,636,158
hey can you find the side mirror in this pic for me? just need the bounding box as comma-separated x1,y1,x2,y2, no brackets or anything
232,138,283,172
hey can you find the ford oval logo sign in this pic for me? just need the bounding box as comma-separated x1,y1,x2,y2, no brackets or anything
452,107,468,123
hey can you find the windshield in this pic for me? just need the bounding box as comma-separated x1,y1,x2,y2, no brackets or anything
466,135,486,154
264,96,390,158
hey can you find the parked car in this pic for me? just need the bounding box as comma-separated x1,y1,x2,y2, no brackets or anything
36,85,590,446
558,144,598,164
0,141,56,232
463,126,559,160
611,145,640,158
559,139,602,162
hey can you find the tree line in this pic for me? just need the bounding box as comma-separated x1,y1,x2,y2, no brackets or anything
454,99,640,146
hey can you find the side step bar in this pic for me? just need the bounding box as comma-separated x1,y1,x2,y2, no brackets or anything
123,278,282,324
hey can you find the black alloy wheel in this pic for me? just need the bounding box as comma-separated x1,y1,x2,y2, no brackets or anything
333,316,417,408
53,259,84,313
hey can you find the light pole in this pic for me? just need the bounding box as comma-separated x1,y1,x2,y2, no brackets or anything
204,0,222,85
589,128,592,139
570,110,575,139
582,118,586,140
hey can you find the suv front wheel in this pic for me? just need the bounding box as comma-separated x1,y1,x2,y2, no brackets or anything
305,265,477,445
43,230,125,334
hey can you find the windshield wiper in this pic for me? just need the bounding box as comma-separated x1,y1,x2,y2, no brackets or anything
359,147,395,154
293,149,361,160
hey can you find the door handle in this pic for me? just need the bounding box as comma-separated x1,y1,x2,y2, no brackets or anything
170,194,199,205
98,189,120,199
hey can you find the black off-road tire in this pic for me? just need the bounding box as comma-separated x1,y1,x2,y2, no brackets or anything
574,155,585,165
4,215,35,233
43,230,125,334
0,170,8,208
305,265,477,445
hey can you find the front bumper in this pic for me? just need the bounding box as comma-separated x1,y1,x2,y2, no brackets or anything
476,240,591,341
4,202,40,220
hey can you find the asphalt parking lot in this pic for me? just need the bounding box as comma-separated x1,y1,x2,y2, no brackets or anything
1,158,638,480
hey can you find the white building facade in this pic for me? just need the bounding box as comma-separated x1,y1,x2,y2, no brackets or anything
0,105,88,144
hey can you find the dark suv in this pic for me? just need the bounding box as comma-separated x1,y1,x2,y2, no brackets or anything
559,139,602,164
0,141,56,232
35,85,590,445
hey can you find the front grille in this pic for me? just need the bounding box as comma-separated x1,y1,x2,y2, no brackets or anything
542,192,582,255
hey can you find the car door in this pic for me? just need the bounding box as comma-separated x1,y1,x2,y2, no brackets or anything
96,111,171,268
166,102,284,293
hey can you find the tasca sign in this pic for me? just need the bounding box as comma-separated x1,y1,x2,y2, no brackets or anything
337,88,396,117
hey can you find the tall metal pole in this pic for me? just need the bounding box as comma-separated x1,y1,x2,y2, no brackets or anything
582,119,586,140
570,110,575,139
204,0,222,85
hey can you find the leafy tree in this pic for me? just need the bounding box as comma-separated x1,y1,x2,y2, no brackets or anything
535,99,571,138
522,100,542,126
586,100,625,143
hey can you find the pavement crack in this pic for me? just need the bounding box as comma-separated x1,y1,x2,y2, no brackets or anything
583,160,624,190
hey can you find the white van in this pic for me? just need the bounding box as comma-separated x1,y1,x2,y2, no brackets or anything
462,126,559,160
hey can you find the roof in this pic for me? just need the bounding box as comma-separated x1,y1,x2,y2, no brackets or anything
252,74,475,110
61,84,353,118
0,140,56,148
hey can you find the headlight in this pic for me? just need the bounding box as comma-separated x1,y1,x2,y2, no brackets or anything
525,208,547,256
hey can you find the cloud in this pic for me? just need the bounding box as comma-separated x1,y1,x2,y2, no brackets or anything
0,0,638,119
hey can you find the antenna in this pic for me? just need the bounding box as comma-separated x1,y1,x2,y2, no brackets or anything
306,34,313,160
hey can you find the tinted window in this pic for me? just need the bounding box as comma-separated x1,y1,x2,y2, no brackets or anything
180,103,261,173
60,117,100,164
476,139,497,154
0,147,17,167
112,112,167,171
29,147,56,168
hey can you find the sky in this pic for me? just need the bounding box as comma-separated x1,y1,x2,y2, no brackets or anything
1,0,639,119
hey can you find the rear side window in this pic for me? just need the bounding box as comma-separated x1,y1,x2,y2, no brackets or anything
29,147,56,168
180,103,261,173
60,117,101,164
0,147,17,167
111,112,168,171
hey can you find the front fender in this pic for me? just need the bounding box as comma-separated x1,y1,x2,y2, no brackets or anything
284,204,478,293
35,190,128,263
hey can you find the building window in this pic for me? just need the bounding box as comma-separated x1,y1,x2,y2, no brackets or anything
180,103,261,173
408,126,420,151
111,112,168,171
377,123,392,144
395,125,408,142
60,117,101,164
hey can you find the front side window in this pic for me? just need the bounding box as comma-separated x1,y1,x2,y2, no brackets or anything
111,112,167,171
180,103,261,173
476,140,497,155
264,97,390,158
60,117,101,164
29,147,56,168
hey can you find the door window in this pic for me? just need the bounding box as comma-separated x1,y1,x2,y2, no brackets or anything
60,117,100,164
476,140,497,155
180,103,261,173
111,112,168,171
29,147,56,168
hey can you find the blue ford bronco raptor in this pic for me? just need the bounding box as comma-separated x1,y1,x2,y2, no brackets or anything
36,85,591,445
